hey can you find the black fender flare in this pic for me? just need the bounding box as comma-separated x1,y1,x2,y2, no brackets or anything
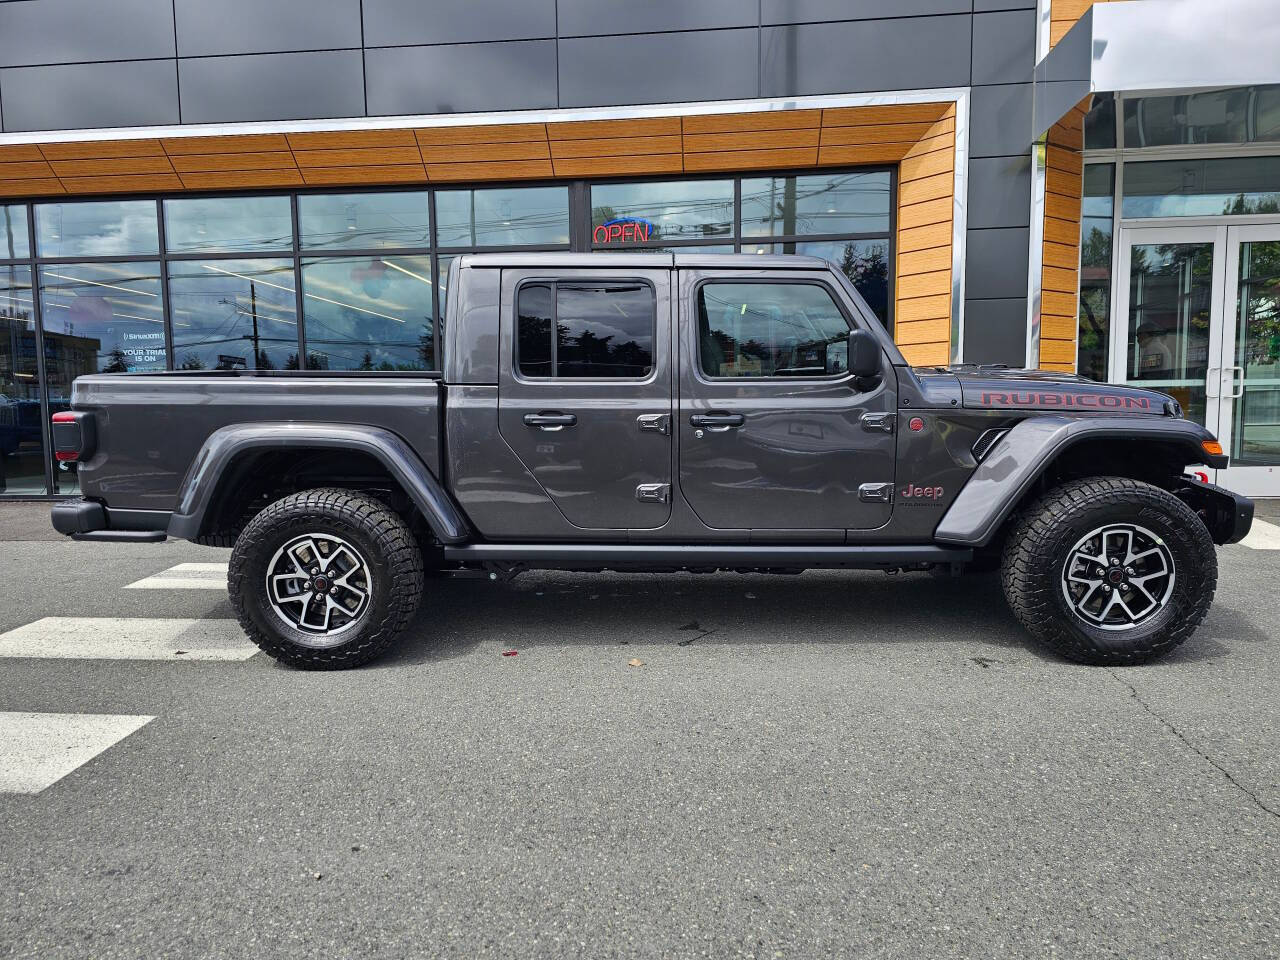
934,415,1225,548
166,422,470,544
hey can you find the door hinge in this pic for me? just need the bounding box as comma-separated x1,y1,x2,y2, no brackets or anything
861,412,895,434
637,413,670,435
858,482,893,503
635,483,671,503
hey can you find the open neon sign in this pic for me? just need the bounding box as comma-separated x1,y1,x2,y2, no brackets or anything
593,217,655,244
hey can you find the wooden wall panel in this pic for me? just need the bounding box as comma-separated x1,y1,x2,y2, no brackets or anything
1049,0,1122,47
0,99,962,360
891,106,956,367
1037,98,1090,372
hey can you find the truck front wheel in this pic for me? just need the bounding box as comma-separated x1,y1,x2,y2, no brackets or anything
1001,476,1217,665
228,488,424,669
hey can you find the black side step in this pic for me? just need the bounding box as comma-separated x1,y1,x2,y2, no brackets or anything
70,530,167,543
442,543,971,569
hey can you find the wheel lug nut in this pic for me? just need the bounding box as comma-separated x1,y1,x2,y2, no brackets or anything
311,568,319,575
1109,558,1119,566
1103,584,1112,592
1125,567,1135,576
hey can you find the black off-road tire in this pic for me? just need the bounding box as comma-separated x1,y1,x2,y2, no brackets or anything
1000,476,1217,665
228,488,424,669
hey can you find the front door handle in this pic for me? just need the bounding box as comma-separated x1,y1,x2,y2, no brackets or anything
689,413,745,431
523,412,577,431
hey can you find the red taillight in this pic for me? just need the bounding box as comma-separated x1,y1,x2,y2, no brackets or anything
51,410,94,462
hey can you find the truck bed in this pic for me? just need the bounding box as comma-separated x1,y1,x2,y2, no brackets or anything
70,372,443,513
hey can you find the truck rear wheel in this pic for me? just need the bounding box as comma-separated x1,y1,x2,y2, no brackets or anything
1000,476,1217,665
228,488,424,669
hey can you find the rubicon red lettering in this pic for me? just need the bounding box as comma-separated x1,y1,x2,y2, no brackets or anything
978,391,1152,410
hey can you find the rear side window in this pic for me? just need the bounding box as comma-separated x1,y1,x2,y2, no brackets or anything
516,281,655,379
697,281,850,378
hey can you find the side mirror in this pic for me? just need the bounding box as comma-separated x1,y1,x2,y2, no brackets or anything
848,329,881,381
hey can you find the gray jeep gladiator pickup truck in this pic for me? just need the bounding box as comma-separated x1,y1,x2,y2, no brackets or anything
50,253,1253,669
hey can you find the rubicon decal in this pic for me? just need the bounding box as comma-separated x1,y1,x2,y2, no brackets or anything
977,391,1153,410
899,484,944,501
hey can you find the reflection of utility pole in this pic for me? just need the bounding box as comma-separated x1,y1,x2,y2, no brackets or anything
249,281,260,367
2,205,14,259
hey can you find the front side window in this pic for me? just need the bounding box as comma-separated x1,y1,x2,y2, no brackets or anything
516,281,655,379
697,281,850,378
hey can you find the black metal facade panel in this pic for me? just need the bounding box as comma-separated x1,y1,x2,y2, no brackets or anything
558,29,759,108
0,59,180,132
362,0,557,47
0,0,176,68
964,227,1031,302
969,83,1036,159
173,0,364,58
761,0,971,23
760,15,972,96
961,296,1029,367
366,40,558,116
967,156,1033,230
971,10,1038,88
178,50,366,124
557,0,759,36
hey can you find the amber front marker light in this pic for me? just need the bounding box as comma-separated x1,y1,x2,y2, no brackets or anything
1202,440,1224,457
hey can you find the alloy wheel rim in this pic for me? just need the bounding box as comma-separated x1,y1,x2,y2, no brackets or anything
265,533,373,646
1060,523,1176,631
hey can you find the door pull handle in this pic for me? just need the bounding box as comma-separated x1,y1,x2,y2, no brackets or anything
689,413,745,431
523,412,577,430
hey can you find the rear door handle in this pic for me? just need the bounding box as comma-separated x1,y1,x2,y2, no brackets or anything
523,412,577,431
689,413,745,431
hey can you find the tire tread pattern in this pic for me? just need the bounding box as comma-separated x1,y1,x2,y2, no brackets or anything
1000,476,1217,665
228,488,424,669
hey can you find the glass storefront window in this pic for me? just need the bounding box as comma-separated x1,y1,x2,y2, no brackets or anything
0,265,46,495
2,205,30,259
1077,164,1115,382
1084,94,1117,151
35,200,158,258
744,239,890,326
436,186,569,247
437,254,456,321
298,192,431,251
1122,86,1280,148
741,172,891,237
39,263,165,374
168,259,297,371
590,179,733,245
1122,156,1280,218
164,196,294,254
300,256,435,371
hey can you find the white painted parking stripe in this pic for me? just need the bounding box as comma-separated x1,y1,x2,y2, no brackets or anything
0,712,153,794
0,618,256,661
126,561,228,590
1240,518,1280,551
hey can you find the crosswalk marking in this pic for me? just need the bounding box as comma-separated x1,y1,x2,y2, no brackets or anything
126,561,229,590
0,617,256,661
1240,517,1280,551
0,712,153,794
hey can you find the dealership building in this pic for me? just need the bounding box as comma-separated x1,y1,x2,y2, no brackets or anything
1,0,1278,500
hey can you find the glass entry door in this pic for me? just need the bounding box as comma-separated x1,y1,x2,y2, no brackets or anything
1219,225,1280,494
1113,223,1280,495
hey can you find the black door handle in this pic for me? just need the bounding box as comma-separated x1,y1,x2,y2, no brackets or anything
523,412,577,430
690,413,745,430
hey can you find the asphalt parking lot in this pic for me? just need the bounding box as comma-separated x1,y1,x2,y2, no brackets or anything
1,502,1277,960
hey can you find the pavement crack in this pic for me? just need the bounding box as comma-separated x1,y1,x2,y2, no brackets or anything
677,628,716,647
1109,670,1280,821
